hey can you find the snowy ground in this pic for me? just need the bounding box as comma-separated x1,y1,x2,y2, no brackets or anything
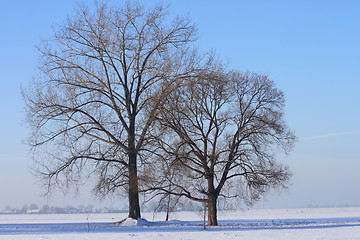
0,207,359,239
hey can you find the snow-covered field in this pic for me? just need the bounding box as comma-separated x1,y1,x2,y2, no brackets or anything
0,207,360,239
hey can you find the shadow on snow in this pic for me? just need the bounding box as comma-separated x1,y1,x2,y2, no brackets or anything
1,217,360,235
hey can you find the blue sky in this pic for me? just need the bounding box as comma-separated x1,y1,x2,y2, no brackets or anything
0,0,359,209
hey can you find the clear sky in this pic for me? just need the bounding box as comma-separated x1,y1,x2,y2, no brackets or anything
0,0,359,210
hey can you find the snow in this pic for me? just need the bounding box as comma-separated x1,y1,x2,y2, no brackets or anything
120,218,151,226
0,207,359,239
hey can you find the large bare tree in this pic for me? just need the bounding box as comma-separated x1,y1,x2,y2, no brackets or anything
147,68,296,225
23,2,199,219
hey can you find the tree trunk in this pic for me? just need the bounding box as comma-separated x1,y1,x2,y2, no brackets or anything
165,194,170,221
128,151,141,219
127,114,141,219
207,193,218,226
207,173,218,226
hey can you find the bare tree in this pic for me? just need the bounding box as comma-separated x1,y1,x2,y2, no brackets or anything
144,159,184,221
149,189,182,221
22,2,199,219
147,68,296,225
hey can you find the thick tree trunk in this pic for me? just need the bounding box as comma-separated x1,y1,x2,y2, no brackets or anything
127,114,141,219
206,173,218,226
207,193,218,226
128,151,141,219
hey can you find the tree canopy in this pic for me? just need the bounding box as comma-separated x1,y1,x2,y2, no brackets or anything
23,2,295,224
23,2,201,219
146,68,295,225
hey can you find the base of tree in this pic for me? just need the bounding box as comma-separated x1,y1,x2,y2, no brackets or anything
116,218,150,226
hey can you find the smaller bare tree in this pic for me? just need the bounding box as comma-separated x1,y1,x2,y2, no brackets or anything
146,67,295,226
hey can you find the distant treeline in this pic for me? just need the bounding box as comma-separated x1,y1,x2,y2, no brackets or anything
0,204,127,214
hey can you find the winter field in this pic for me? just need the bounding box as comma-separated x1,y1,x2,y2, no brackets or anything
0,208,360,240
